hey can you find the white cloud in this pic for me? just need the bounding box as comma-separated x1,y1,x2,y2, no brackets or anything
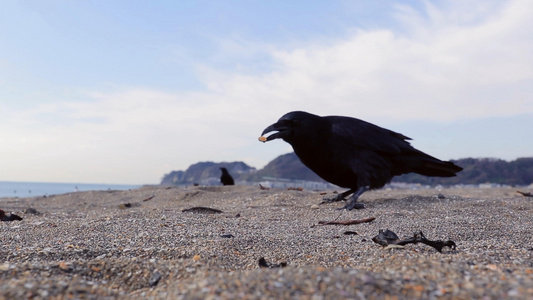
200,0,533,122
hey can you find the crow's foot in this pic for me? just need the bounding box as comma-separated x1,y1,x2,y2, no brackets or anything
339,186,369,210
319,189,356,205
320,193,346,204
339,200,365,210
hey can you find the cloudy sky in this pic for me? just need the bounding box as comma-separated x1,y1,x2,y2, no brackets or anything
1,0,532,185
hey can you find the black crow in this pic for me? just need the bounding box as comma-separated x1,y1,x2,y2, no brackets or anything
259,111,462,210
220,167,235,186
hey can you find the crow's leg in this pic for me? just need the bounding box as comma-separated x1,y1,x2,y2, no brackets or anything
320,189,355,204
341,186,369,210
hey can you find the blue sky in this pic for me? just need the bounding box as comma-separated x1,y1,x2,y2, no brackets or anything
1,0,532,185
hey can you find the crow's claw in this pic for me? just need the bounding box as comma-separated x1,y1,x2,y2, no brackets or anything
320,194,346,204
339,202,365,210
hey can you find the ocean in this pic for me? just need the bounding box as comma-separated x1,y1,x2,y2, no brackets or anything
0,181,141,199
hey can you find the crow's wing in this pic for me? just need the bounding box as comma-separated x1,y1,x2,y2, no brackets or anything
327,116,461,177
327,116,413,155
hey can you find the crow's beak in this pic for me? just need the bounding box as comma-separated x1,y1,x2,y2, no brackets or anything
258,120,292,143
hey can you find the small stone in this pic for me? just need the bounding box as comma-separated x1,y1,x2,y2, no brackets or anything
0,263,10,271
149,271,162,287
58,262,71,271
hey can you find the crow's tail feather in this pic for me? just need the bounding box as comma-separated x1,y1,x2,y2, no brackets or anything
413,160,463,177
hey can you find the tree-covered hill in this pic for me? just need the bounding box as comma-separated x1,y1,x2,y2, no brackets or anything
243,152,324,182
161,154,533,186
395,157,533,186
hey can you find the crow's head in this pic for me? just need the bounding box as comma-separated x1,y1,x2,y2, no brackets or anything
259,111,320,143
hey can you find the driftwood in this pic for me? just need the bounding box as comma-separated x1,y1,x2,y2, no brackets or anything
182,206,223,214
372,229,456,253
343,231,358,235
516,191,533,197
142,195,156,202
118,202,141,209
258,257,287,268
287,187,303,191
312,217,375,227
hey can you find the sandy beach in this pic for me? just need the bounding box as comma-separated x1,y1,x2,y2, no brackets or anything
1,185,532,299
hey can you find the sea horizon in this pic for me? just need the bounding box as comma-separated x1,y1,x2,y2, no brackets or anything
0,181,143,199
